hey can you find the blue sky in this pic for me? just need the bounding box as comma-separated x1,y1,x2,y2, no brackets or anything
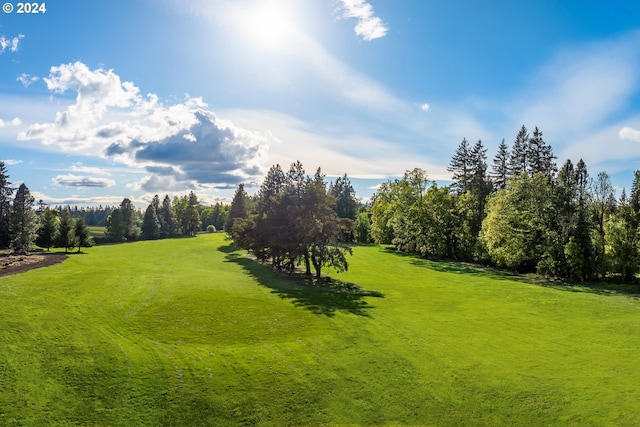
1,0,640,207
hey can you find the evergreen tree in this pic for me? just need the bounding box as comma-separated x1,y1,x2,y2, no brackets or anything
491,139,510,189
226,183,248,234
184,192,202,236
159,195,175,238
509,125,529,176
527,126,557,179
141,204,161,240
73,216,92,252
9,183,38,251
119,198,138,240
105,208,125,242
0,161,14,248
448,138,472,195
307,168,351,278
329,174,358,220
255,164,287,265
56,208,77,251
36,208,59,251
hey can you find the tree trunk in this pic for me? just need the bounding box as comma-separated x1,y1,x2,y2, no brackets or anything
304,252,311,275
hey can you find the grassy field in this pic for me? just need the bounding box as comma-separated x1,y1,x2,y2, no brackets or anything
87,226,105,237
1,234,640,426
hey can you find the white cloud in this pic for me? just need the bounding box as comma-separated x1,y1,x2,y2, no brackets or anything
30,191,139,207
2,159,23,165
53,174,116,188
337,0,388,41
619,126,640,142
0,34,24,53
19,62,272,190
420,103,430,112
0,117,22,127
69,164,110,175
506,30,640,171
219,108,451,181
17,73,39,87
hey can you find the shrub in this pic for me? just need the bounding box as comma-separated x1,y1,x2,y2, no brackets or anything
206,225,216,233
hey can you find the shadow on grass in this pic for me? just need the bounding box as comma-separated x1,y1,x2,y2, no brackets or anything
382,247,640,298
219,245,382,317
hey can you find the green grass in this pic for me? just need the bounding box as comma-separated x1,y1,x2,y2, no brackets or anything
1,234,640,425
87,226,105,237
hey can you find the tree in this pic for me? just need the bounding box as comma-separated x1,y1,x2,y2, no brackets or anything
73,216,92,253
448,138,472,195
306,168,352,278
590,172,615,280
355,212,372,243
509,125,529,177
184,192,202,236
330,174,358,220
56,208,77,252
370,169,429,245
9,183,38,251
527,126,556,179
36,208,59,251
226,183,248,235
120,198,138,240
491,139,510,190
0,161,14,248
159,195,175,238
254,164,288,265
105,208,125,242
141,204,161,240
481,173,556,271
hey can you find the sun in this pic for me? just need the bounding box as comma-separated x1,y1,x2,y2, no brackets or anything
237,1,297,50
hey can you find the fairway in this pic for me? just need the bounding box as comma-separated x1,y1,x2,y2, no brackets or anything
1,234,640,426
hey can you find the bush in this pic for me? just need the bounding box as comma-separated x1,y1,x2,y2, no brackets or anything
206,225,216,233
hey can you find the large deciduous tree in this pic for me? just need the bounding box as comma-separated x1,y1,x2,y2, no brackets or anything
481,173,556,272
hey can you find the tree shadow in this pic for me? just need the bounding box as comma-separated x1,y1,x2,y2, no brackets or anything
219,245,382,317
382,247,640,298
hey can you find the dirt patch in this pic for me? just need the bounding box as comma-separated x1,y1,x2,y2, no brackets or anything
0,253,68,278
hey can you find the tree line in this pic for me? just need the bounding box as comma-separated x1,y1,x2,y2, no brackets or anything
0,162,91,253
0,161,233,251
227,161,363,278
371,125,640,283
114,193,232,242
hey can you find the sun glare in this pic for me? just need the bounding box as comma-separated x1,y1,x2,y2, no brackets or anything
237,1,297,50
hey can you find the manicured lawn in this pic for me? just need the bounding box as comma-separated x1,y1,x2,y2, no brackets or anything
1,234,639,425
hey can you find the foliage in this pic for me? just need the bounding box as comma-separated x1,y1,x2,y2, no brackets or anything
230,161,352,279
36,208,59,250
73,216,93,252
55,208,76,252
0,161,14,248
9,183,38,251
481,173,556,271
225,183,248,234
141,204,161,240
